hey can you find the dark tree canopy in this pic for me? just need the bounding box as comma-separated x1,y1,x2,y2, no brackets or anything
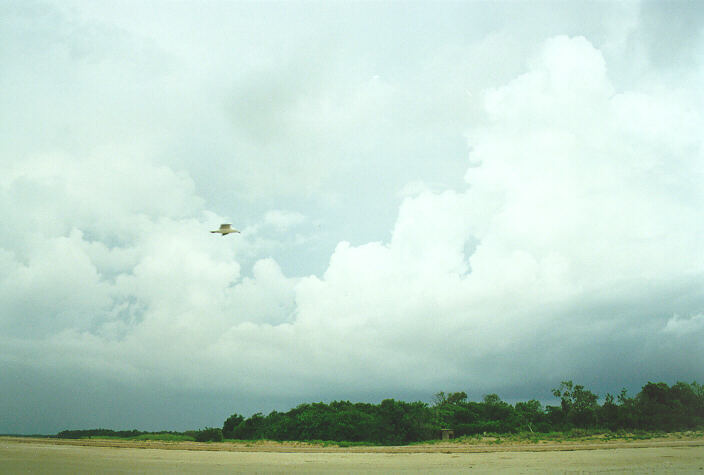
214,380,703,444
56,381,704,444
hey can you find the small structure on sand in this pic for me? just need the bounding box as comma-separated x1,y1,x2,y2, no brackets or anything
440,429,455,440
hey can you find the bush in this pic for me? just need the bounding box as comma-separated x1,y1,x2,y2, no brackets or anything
222,413,245,439
194,427,223,442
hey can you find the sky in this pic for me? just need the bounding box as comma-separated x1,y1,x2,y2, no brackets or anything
1,0,704,434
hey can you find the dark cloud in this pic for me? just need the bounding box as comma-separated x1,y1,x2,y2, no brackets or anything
1,1,703,434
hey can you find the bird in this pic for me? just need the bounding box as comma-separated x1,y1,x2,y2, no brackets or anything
211,224,240,236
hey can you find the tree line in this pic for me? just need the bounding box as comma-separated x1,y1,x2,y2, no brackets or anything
56,381,703,444
220,381,703,444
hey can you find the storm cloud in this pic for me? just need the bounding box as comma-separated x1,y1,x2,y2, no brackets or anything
1,1,703,434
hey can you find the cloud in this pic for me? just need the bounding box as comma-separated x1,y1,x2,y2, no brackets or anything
664,314,704,336
173,35,704,401
289,35,703,394
5,36,702,390
263,210,306,231
228,258,296,325
2,1,704,433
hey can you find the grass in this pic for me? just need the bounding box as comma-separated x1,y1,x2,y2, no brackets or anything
77,429,704,446
131,433,196,442
85,433,196,442
221,438,377,448
416,429,704,446
308,440,377,448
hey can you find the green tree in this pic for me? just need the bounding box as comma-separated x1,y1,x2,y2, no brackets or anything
615,388,638,429
481,394,519,433
636,381,704,431
514,399,544,432
232,412,265,439
446,391,468,405
194,427,223,442
222,413,244,439
552,381,598,428
597,393,619,430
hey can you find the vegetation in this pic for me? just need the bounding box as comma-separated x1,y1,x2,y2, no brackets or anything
193,427,223,442
55,381,704,445
57,429,152,439
56,429,198,441
219,381,703,444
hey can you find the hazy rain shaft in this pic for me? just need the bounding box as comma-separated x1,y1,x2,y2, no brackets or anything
1,1,703,433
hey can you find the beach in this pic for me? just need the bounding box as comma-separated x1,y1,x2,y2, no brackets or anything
2,437,703,473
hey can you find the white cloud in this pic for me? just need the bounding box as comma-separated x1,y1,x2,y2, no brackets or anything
0,231,110,337
228,258,296,325
664,314,704,336
2,1,704,433
4,35,703,393
263,210,306,231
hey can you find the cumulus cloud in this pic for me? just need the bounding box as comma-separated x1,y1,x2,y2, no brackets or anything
248,36,701,396
2,1,704,433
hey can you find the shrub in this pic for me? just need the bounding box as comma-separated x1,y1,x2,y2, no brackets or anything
194,427,223,442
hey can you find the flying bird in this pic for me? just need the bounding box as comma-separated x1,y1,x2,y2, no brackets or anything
211,224,240,236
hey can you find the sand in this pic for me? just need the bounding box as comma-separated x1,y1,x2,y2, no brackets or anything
2,437,703,473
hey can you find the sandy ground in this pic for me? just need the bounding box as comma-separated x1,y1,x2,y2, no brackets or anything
1,437,703,473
